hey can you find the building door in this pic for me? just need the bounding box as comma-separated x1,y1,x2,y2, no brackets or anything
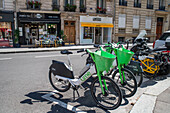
156,17,163,40
64,21,75,44
95,27,102,44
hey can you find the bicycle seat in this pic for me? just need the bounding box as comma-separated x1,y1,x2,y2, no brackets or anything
61,50,73,54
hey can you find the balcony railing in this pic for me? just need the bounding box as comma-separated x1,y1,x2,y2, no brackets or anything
134,3,141,8
27,4,41,10
79,7,86,13
96,7,106,14
64,4,77,12
159,6,165,10
147,4,153,9
119,0,127,6
52,4,60,11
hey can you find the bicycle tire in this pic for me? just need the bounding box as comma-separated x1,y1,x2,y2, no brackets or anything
49,70,71,92
134,73,143,87
112,68,137,98
91,76,122,110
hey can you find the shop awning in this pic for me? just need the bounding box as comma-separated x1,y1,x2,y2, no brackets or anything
81,22,114,28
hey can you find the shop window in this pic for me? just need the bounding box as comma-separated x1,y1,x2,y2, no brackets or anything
134,0,141,8
103,28,111,43
47,24,57,35
83,27,94,39
52,0,60,11
96,0,106,14
147,0,153,9
0,0,4,9
118,37,125,42
0,22,12,40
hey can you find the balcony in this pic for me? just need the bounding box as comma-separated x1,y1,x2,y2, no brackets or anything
64,4,77,12
134,3,141,8
147,4,153,9
96,7,106,14
52,4,60,11
26,1,41,10
79,5,86,13
159,6,165,10
119,1,127,6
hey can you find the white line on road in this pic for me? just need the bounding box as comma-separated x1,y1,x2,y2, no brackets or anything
0,58,12,61
35,54,80,58
42,90,86,113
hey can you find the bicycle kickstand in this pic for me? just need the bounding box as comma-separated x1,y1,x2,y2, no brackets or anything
72,87,80,101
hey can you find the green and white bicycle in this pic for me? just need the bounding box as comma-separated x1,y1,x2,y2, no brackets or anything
49,49,122,110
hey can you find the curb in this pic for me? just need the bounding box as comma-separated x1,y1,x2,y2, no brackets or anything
130,75,170,113
0,43,153,54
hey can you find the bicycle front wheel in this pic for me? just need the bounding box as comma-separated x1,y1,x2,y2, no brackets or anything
91,76,122,110
112,68,137,98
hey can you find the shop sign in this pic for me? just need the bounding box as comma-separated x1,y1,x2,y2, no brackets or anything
36,14,42,19
93,18,101,21
19,14,31,18
0,16,2,19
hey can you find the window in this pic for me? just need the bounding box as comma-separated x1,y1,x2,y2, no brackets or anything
134,0,141,8
27,0,41,9
52,0,60,11
119,0,127,6
145,16,152,29
80,0,86,12
0,0,4,9
118,37,125,42
96,0,106,14
133,15,140,29
147,0,153,9
103,28,111,43
83,27,94,39
159,0,165,10
65,0,75,5
118,14,126,28
47,24,57,35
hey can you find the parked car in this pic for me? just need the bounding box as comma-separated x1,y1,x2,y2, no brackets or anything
153,30,170,49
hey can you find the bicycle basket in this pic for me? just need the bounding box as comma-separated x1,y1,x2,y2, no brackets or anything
114,47,134,65
88,49,116,73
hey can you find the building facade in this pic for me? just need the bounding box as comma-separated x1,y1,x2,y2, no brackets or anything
0,0,15,46
114,0,169,42
2,0,169,46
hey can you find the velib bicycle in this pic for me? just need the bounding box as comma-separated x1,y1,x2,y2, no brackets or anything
49,49,122,110
103,44,138,97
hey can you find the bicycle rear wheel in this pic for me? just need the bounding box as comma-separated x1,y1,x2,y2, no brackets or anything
112,68,137,98
49,70,71,92
91,76,122,110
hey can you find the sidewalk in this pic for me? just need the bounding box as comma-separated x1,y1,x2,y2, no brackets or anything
0,43,153,54
130,74,170,113
0,45,95,54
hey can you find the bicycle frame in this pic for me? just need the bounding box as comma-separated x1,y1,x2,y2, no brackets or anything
52,53,109,95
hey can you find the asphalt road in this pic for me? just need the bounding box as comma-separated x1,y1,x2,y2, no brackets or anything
0,51,169,113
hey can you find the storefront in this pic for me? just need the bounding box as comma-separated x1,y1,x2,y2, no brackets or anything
18,12,61,45
0,11,14,47
80,16,113,44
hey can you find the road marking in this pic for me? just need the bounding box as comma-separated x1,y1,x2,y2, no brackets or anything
35,54,80,58
0,58,12,61
42,90,86,113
